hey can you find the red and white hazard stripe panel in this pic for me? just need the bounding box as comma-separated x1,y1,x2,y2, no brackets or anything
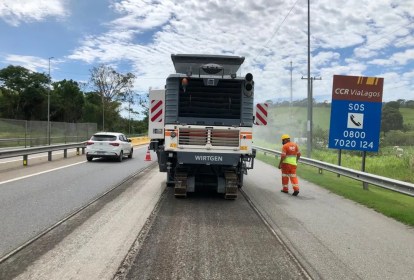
255,103,268,125
150,100,163,122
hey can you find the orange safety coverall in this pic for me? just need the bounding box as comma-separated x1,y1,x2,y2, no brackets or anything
280,141,301,192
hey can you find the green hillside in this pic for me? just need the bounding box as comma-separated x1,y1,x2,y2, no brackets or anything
400,108,414,126
268,106,332,130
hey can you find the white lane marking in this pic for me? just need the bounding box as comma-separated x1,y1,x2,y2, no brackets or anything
0,161,86,185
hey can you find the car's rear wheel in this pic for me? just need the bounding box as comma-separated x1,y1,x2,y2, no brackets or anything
118,151,123,162
128,148,133,159
86,156,93,162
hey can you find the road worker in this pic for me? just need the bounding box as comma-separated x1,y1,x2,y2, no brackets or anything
278,134,301,196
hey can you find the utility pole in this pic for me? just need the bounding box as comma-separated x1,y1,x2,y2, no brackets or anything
306,0,311,158
290,61,293,119
102,95,105,131
48,57,54,145
301,76,322,158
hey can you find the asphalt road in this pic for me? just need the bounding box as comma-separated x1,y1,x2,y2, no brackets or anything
117,161,414,280
123,188,309,280
1,162,164,280
1,153,414,280
242,160,414,280
0,146,155,258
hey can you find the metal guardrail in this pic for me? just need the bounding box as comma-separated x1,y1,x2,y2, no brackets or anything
2,142,413,197
254,146,414,197
0,143,86,166
0,137,149,166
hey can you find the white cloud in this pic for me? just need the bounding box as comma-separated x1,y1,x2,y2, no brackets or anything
65,0,414,102
370,49,414,67
0,0,68,26
109,0,173,30
391,49,414,65
4,54,55,73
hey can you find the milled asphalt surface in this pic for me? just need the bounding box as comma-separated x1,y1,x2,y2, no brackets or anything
122,188,308,280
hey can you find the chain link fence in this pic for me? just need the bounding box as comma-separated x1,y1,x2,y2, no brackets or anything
0,118,97,148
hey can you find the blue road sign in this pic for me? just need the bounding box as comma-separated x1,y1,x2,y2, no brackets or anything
328,75,384,152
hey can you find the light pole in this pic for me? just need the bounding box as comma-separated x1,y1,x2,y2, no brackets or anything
48,57,54,145
306,0,311,158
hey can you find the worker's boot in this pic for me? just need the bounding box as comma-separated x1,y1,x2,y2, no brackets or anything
292,190,299,196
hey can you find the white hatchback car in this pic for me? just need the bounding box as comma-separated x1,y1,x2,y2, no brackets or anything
86,132,133,162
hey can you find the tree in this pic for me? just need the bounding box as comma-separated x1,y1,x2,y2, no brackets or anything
396,99,405,107
406,100,414,109
83,91,101,124
123,91,143,134
0,65,49,120
52,80,85,122
89,65,135,130
381,105,403,135
0,87,20,118
384,101,400,110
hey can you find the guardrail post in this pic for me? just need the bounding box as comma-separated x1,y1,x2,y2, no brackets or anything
76,148,80,155
48,151,52,161
362,151,369,190
25,120,28,148
82,147,85,154
23,155,28,166
64,149,67,158
337,149,342,178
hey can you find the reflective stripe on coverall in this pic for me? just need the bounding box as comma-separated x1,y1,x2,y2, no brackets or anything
281,142,300,192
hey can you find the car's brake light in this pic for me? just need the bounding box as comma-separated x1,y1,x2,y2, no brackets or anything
110,143,120,146
86,141,94,145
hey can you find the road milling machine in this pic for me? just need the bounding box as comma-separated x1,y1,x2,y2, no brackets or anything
149,54,267,199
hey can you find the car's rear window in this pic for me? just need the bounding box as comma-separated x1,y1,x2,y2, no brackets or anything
91,135,117,141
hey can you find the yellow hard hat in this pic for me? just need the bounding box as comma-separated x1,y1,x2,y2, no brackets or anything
281,134,290,140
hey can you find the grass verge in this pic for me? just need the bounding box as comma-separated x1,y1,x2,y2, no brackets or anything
257,153,414,227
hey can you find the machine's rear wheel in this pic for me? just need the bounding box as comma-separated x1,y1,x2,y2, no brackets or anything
174,172,188,198
224,171,238,200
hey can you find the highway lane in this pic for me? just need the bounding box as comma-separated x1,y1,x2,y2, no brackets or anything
1,154,414,279
122,187,309,280
0,146,156,258
243,160,414,280
112,160,414,280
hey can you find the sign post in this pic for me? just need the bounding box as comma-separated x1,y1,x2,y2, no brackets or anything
329,75,384,152
328,75,384,189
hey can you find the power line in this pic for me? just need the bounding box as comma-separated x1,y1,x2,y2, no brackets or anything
252,0,300,63
362,21,414,49
306,21,414,86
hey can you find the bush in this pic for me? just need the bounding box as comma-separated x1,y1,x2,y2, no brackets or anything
382,130,414,146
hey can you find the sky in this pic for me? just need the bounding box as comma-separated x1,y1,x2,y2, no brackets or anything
0,0,413,110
